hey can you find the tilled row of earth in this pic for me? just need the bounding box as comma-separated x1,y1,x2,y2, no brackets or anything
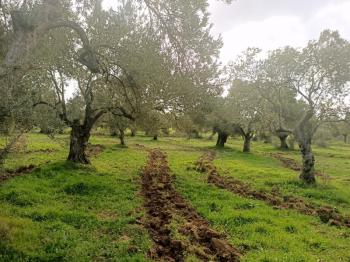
270,152,328,178
0,144,105,183
0,164,36,183
2,144,349,261
193,152,350,228
140,149,241,261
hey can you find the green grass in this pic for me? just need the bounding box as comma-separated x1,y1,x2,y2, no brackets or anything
211,140,350,215
0,134,151,261
0,133,350,261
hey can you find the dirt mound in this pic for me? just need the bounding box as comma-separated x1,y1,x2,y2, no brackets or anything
141,149,241,261
194,153,350,228
1,164,36,183
86,144,105,157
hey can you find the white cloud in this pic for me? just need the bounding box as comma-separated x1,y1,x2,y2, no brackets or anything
212,0,350,64
101,0,350,65
219,16,307,63
308,1,350,40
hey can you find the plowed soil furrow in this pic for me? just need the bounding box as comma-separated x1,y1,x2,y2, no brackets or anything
141,149,241,262
270,153,326,178
193,152,350,228
0,164,36,183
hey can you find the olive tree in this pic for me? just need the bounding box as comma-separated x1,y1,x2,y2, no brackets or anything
227,80,264,152
203,97,234,147
229,48,304,150
107,114,131,146
264,31,350,183
0,0,98,77
0,0,99,166
29,0,225,164
331,118,350,143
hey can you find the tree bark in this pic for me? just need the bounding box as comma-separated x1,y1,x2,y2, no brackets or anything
67,122,91,164
119,129,125,146
278,135,289,150
299,141,316,184
276,129,291,150
243,136,251,153
293,109,317,184
216,131,228,147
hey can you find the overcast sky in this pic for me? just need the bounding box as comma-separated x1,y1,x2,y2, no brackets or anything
207,0,350,63
102,0,350,63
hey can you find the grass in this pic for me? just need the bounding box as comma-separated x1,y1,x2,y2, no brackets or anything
211,140,350,215
0,134,151,261
0,133,350,261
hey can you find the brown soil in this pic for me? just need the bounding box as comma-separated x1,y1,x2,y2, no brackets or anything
270,153,326,178
271,153,301,171
194,152,350,228
86,144,105,157
26,148,58,154
141,149,241,261
0,164,36,183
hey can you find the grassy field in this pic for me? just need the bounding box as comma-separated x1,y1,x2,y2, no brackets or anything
0,133,349,261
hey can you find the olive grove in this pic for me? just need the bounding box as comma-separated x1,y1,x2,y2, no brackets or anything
0,0,228,164
1,1,349,185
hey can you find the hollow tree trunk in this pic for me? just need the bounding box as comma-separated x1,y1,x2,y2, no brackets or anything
153,135,158,141
299,141,316,184
243,136,251,153
216,131,228,148
278,135,289,150
67,124,91,164
119,129,125,146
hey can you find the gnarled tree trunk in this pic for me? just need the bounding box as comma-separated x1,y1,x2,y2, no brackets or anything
294,110,316,184
276,129,291,150
67,121,91,164
243,135,251,153
119,129,125,146
216,131,228,148
238,126,253,153
299,140,316,184
279,135,289,150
